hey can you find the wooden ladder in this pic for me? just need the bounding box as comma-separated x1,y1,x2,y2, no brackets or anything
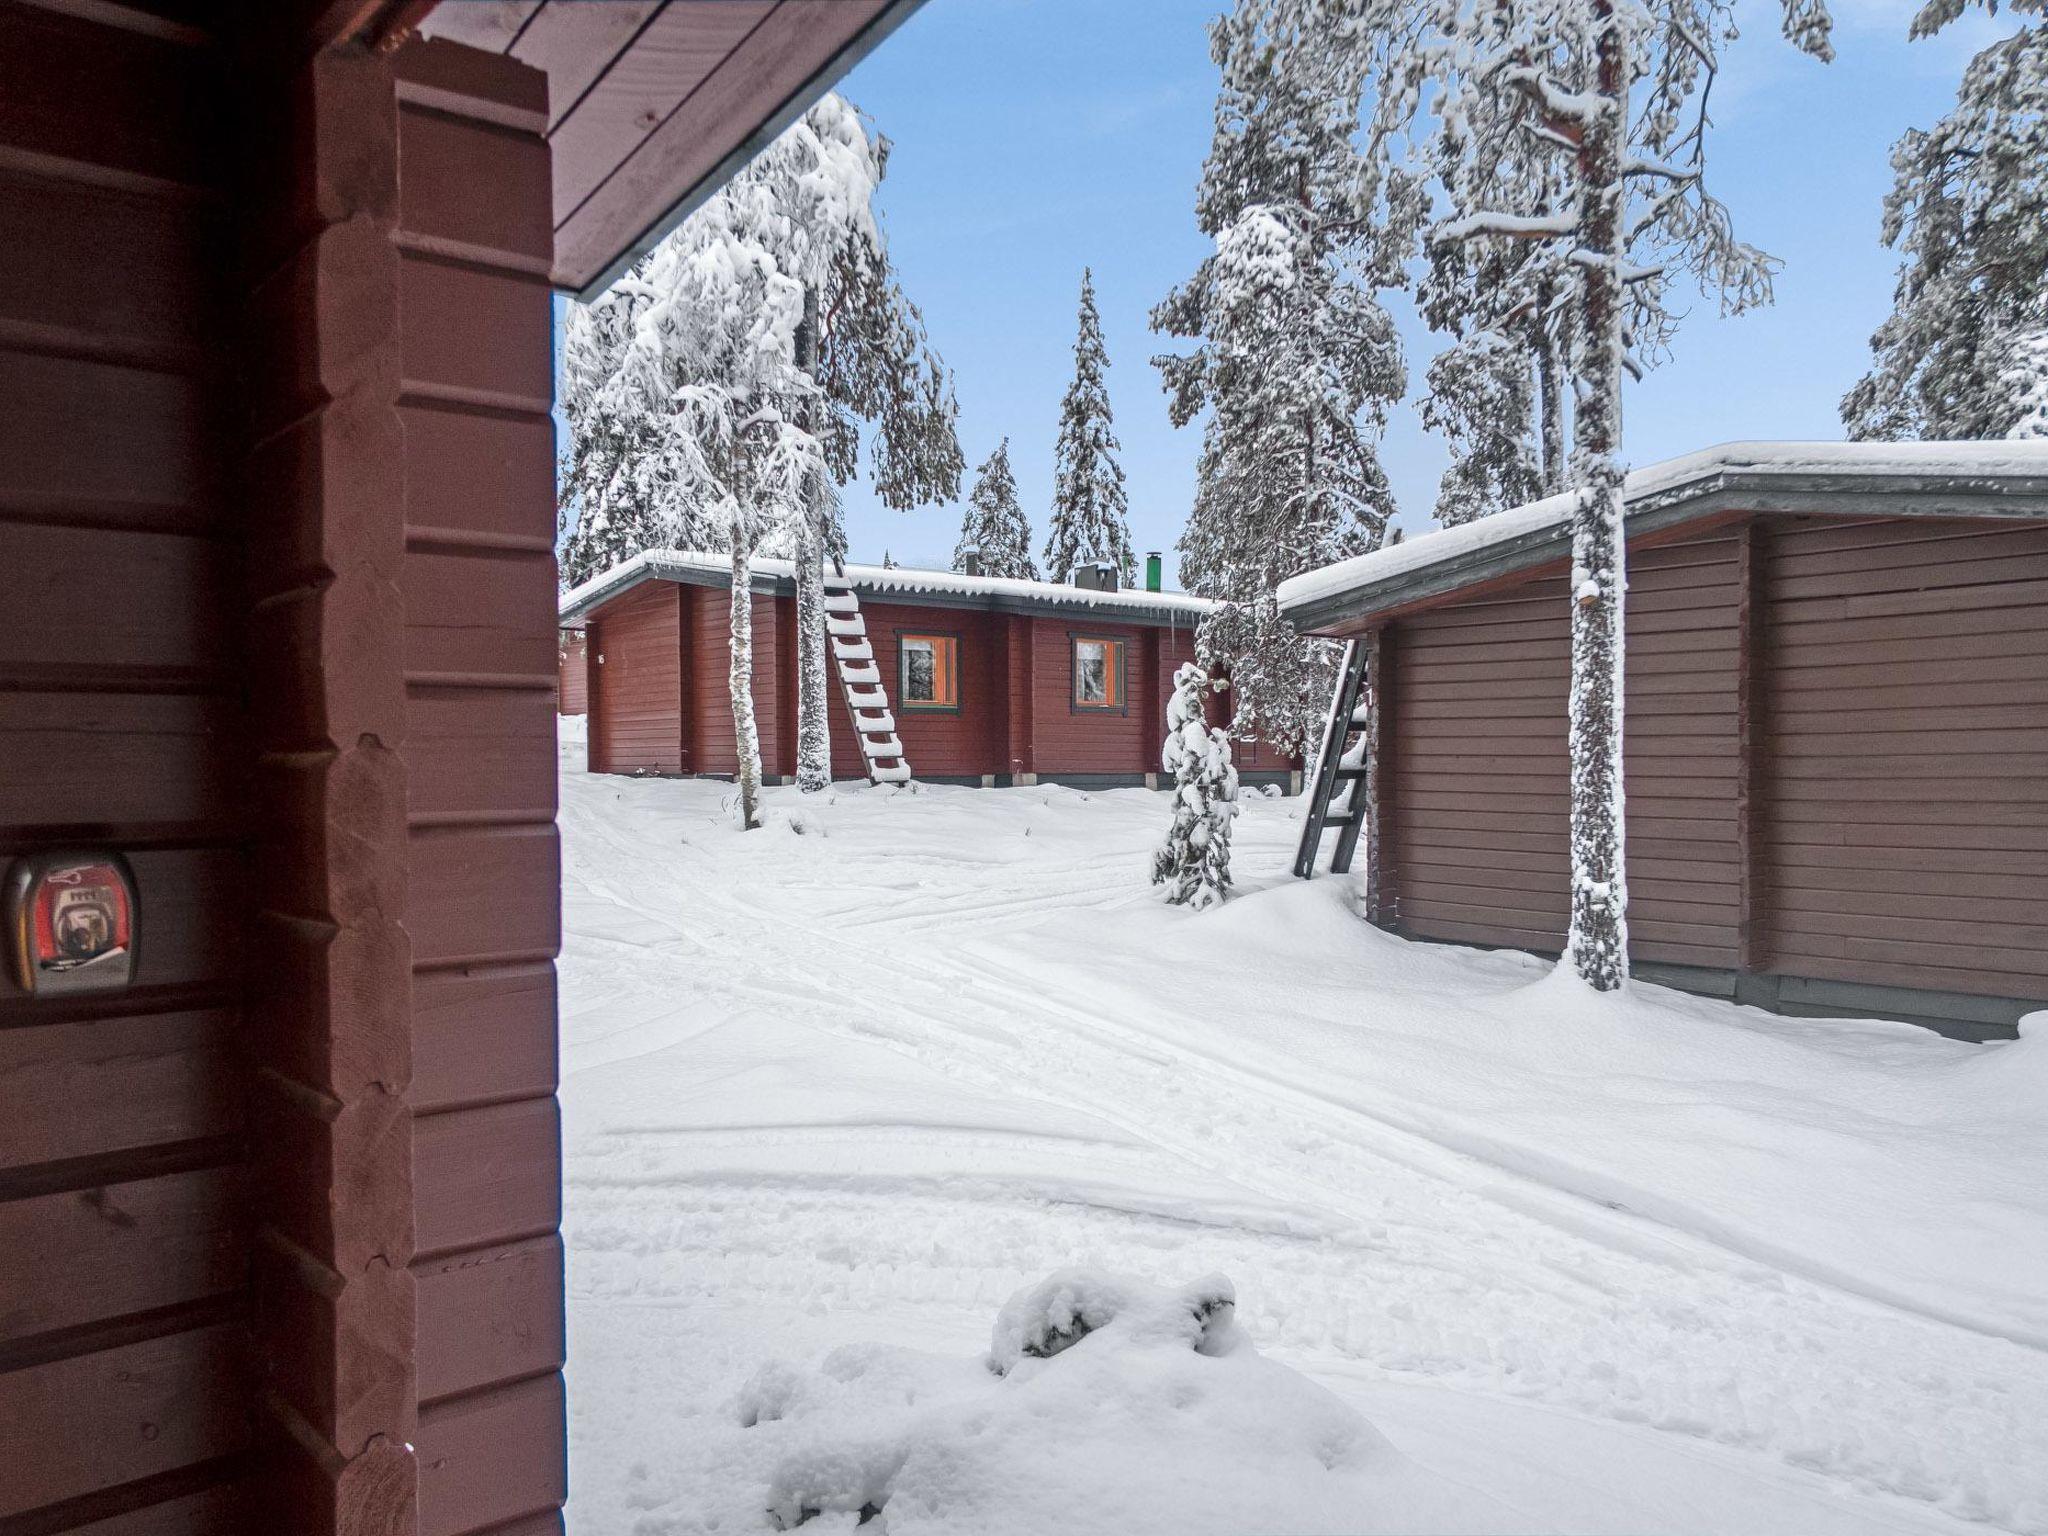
822,570,912,785
1293,638,1372,878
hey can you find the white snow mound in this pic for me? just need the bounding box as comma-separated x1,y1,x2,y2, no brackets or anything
746,1268,1500,1535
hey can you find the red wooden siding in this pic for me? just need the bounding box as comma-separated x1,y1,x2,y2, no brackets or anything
393,44,568,1536
687,581,786,777
829,603,1009,780
589,583,684,774
1761,516,2048,1001
1030,618,1153,774
559,631,589,714
0,8,251,1531
1384,577,1571,952
1382,527,1746,967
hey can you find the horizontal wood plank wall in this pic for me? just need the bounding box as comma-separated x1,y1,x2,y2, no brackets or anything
557,632,588,715
839,602,1004,779
0,7,252,1531
1386,578,1572,951
1624,532,1745,969
1029,617,1152,773
587,584,683,775
1762,515,2048,1002
1385,525,1744,963
393,40,567,1536
687,583,782,777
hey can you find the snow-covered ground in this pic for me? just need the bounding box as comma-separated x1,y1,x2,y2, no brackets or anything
557,721,2048,1535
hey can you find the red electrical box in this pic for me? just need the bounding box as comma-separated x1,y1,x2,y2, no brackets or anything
4,852,138,997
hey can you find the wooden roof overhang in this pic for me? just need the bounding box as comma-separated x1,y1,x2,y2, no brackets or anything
408,0,930,298
1283,455,2048,639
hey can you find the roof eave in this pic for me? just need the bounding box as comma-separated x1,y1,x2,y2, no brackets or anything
1288,468,2048,637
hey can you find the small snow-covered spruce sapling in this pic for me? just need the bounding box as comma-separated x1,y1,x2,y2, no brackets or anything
1340,0,1834,987
1153,0,1411,759
954,437,1039,579
1842,0,2047,441
1045,269,1137,586
1152,663,1240,910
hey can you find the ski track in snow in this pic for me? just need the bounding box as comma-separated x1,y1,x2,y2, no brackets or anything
560,767,2048,1535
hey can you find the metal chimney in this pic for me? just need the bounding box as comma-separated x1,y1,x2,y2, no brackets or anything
1144,551,1162,592
960,546,983,577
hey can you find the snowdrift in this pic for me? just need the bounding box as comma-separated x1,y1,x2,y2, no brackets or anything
743,1269,1513,1535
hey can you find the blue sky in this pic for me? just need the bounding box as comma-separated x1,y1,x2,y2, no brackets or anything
776,0,2012,572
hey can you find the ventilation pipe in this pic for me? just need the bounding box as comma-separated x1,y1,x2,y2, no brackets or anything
1144,551,1162,592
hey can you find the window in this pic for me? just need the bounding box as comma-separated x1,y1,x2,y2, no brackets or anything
899,633,959,710
1072,636,1125,710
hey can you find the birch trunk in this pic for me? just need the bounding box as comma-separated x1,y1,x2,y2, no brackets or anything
729,518,764,830
794,284,833,791
1564,0,1631,990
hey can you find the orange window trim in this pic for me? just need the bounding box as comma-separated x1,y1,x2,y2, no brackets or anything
902,633,959,709
1074,636,1125,709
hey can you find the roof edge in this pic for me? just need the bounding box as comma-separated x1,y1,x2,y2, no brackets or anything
1280,442,2048,635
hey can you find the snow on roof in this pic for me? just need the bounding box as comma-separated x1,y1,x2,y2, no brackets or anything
560,549,1213,623
1277,440,2048,620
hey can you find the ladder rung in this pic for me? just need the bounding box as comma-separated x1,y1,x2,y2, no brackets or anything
1322,813,1357,828
832,639,874,662
1333,767,1368,780
826,616,867,638
824,593,859,615
839,662,880,685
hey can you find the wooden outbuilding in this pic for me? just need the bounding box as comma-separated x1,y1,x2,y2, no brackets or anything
559,626,590,716
0,3,924,1532
1280,443,2048,1041
561,554,1302,790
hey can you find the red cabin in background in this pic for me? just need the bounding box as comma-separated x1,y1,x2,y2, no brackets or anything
560,554,1302,791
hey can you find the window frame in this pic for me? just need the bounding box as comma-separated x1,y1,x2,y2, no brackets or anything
895,629,963,714
1068,632,1129,715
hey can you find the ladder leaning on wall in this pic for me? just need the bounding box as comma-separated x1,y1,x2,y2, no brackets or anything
822,569,913,785
1293,638,1372,878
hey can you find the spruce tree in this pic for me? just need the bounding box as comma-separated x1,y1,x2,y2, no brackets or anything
1152,663,1240,911
1153,0,1412,758
954,438,1038,579
1843,4,2046,441
1046,270,1136,585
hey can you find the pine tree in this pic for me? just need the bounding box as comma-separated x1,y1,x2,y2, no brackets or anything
954,438,1038,579
881,549,897,569
1420,333,1547,526
1843,5,2047,440
1152,663,1240,910
1153,0,1414,759
1046,270,1136,584
1347,0,1833,988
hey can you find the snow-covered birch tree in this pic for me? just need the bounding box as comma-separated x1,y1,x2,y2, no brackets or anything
1152,663,1240,909
559,95,961,795
1842,0,2046,441
954,438,1038,579
1346,0,1834,987
1152,0,1415,757
1046,270,1137,584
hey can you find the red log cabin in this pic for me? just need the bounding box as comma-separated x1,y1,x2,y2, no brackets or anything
1280,442,2048,1041
560,554,1304,790
0,2,930,1532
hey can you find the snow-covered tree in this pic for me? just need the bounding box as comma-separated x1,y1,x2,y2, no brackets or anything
559,95,960,797
1151,663,1239,910
1046,270,1136,584
881,549,898,569
955,438,1038,579
1153,0,1414,758
2006,329,2048,439
1420,332,1547,525
1843,6,2047,440
1348,0,1834,988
